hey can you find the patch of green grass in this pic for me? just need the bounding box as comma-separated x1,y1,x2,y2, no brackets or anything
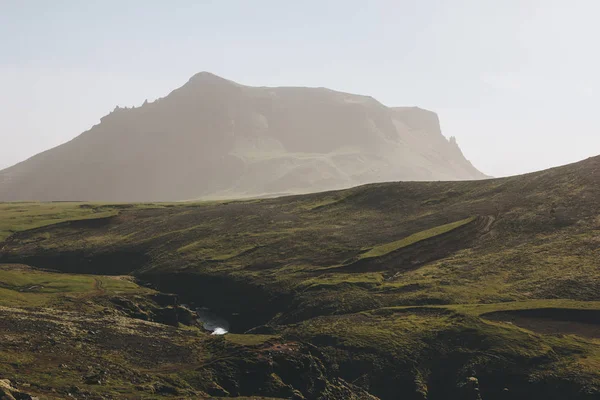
359,217,476,259
292,305,600,390
369,300,600,319
225,334,278,346
0,265,94,291
0,287,53,307
0,202,118,242
0,202,176,242
300,272,384,290
0,265,151,307
178,242,258,261
99,276,150,294
448,299,600,316
292,194,348,211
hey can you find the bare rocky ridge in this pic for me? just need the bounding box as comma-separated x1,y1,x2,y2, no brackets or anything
0,72,487,202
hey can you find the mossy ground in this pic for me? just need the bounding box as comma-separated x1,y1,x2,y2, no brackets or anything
0,156,600,398
0,202,119,242
0,264,148,308
358,216,476,259
0,264,302,399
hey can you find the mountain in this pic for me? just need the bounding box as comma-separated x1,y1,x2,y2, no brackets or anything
0,72,487,202
0,155,599,399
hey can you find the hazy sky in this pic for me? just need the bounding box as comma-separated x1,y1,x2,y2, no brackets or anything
1,0,599,177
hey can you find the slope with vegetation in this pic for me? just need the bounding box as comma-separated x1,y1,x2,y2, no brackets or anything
0,155,599,399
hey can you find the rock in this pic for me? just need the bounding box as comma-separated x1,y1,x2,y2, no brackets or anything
291,389,305,400
0,389,16,400
152,306,179,326
0,380,12,390
458,377,482,400
83,373,104,385
0,380,17,400
150,293,179,307
134,384,155,393
204,383,230,397
175,305,197,325
0,379,36,400
68,386,81,394
153,383,179,395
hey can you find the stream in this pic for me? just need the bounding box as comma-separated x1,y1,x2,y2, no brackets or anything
195,307,230,335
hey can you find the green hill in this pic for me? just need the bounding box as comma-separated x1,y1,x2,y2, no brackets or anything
0,155,599,399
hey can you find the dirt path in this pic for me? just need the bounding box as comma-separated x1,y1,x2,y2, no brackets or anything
94,277,104,292
93,277,106,296
80,277,106,299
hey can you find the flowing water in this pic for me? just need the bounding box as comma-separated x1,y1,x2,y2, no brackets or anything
195,307,230,335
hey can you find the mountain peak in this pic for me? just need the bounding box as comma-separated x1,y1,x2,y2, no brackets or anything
0,75,488,202
187,71,238,86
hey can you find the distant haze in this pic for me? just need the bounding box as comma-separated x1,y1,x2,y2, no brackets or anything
1,0,599,177
0,73,486,202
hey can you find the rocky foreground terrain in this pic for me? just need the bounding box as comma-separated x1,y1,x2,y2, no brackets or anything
0,72,486,202
0,156,599,399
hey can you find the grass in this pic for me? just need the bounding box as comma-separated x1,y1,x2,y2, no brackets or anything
449,299,600,316
0,202,119,242
0,202,186,242
1,156,600,398
178,242,258,261
0,265,151,307
0,267,94,293
290,304,600,399
225,334,278,346
300,272,384,290
359,217,476,259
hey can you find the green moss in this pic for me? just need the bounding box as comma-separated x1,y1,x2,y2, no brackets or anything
0,202,122,242
0,265,151,307
178,242,257,261
359,217,476,259
225,334,278,346
300,272,384,290
0,202,175,242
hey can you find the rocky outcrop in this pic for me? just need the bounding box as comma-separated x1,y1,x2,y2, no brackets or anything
109,295,198,327
0,379,37,400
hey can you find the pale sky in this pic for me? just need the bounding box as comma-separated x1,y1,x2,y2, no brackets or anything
1,0,599,177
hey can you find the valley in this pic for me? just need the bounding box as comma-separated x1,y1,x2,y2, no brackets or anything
1,155,600,399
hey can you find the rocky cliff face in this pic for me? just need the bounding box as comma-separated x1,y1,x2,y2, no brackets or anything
0,72,487,202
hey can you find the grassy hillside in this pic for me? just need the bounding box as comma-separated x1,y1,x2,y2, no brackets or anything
358,216,476,259
0,202,118,242
0,155,599,399
0,264,148,307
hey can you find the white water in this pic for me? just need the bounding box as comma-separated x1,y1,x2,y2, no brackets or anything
196,307,230,335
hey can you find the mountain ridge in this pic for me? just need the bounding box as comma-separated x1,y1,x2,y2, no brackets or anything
0,72,487,202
